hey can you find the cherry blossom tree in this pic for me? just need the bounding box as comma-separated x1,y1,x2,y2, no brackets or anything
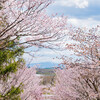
53,26,100,100
0,0,69,99
66,26,100,68
53,65,78,100
54,65,100,100
0,0,68,50
0,66,43,100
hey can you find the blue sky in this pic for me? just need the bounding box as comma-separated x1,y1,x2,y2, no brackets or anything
47,0,100,19
24,0,100,67
47,0,100,27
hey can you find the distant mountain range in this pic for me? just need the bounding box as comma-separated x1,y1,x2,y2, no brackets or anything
27,62,58,69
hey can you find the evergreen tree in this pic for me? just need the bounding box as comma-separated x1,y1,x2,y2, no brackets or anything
0,31,24,100
0,2,24,99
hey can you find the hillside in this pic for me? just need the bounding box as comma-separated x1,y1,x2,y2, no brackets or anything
36,68,55,76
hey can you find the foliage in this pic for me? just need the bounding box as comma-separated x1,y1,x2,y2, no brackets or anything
0,2,24,99
0,85,23,100
0,67,43,100
0,36,25,100
0,0,70,99
0,41,24,80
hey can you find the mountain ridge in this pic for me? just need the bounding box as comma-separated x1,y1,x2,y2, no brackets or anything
27,62,58,69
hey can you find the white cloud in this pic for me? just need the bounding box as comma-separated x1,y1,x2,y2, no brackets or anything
23,48,74,64
68,18,100,28
54,0,89,8
23,53,62,64
23,16,100,65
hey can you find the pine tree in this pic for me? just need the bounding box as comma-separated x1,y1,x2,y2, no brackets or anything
0,2,25,99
